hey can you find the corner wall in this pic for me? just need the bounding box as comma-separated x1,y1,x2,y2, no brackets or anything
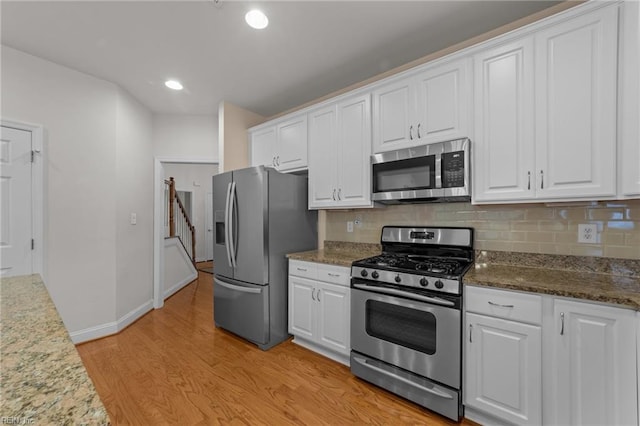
218,101,264,172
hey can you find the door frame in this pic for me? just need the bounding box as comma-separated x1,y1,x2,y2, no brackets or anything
153,156,217,309
1,119,45,279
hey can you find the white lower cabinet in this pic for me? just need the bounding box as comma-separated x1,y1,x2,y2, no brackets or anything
465,285,639,426
547,299,638,426
465,286,542,426
288,260,350,365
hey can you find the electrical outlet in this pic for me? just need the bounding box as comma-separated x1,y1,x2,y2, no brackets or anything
130,213,137,225
578,223,597,243
347,221,354,233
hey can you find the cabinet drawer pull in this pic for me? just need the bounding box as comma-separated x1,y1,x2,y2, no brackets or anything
409,125,414,140
469,324,473,343
317,289,321,302
417,123,421,139
312,288,316,301
527,171,531,190
488,301,515,308
540,170,544,189
337,188,342,200
296,267,307,272
327,273,340,277
560,312,565,335
332,189,337,201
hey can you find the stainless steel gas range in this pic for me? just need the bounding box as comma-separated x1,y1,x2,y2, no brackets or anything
350,226,474,421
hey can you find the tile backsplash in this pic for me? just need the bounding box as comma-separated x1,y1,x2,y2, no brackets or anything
324,200,640,260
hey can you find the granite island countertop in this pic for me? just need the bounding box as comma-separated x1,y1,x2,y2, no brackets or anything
464,251,640,310
1,274,110,425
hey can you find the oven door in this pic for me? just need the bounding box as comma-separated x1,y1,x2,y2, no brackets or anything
350,283,461,389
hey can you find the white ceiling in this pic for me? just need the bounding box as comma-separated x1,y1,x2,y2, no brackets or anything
1,1,562,118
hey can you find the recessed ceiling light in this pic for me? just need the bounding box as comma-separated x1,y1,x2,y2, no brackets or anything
165,80,183,90
245,9,268,30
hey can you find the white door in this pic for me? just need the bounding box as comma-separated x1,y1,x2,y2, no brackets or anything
337,94,372,207
550,299,638,426
465,313,542,426
372,77,414,153
288,276,315,339
308,105,338,208
535,5,618,199
473,37,535,202
0,126,32,277
250,126,276,167
205,192,213,261
316,282,350,356
276,115,307,171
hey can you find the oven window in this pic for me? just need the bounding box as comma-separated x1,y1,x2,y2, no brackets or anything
365,300,436,355
373,156,435,192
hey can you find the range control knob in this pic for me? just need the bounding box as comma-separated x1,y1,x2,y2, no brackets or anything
434,280,444,289
360,269,368,278
395,274,402,283
371,271,379,279
419,277,429,287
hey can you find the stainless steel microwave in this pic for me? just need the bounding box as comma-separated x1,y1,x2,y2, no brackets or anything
371,138,470,204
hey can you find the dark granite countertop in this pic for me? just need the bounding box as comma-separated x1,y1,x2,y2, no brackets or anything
289,243,640,310
287,241,381,268
464,251,640,310
1,274,110,425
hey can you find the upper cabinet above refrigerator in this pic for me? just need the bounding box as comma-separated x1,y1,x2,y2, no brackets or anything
249,114,308,173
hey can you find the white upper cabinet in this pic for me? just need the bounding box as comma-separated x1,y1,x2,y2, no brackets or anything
473,37,535,202
372,58,470,153
473,3,619,203
534,5,618,200
249,113,307,172
619,0,640,198
250,126,277,169
308,93,373,209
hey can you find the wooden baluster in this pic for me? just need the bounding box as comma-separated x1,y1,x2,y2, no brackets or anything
168,177,176,237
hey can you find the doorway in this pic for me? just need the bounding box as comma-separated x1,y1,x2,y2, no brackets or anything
0,121,44,279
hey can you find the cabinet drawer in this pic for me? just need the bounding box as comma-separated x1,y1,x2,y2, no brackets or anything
317,264,350,287
289,260,317,280
466,285,542,325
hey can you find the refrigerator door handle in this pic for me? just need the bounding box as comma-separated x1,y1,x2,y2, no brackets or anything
229,181,238,268
224,182,233,268
214,277,262,294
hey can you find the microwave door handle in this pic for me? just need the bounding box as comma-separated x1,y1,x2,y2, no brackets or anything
352,283,454,307
224,182,233,268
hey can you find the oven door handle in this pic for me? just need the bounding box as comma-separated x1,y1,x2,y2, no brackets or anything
352,356,454,400
352,283,455,307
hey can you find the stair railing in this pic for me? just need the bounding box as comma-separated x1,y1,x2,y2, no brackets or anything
164,177,196,264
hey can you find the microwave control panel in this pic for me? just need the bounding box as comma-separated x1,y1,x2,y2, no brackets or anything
441,151,465,188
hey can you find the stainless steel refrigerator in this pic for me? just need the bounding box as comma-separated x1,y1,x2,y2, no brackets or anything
212,166,317,350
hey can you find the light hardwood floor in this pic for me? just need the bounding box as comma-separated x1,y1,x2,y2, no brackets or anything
78,264,476,425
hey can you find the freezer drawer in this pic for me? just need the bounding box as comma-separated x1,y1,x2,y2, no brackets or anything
214,276,269,345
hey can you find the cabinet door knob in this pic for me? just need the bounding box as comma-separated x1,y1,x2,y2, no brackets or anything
276,156,280,166
417,123,421,139
469,324,473,343
332,189,337,201
560,312,565,335
312,288,316,301
317,289,321,302
527,171,531,190
540,170,544,190
409,125,414,140
337,188,342,200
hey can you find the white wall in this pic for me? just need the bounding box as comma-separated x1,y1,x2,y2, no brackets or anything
163,162,218,262
115,88,154,319
153,114,218,160
1,46,154,339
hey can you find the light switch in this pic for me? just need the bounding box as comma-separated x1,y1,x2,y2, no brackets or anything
130,213,137,225
347,221,354,233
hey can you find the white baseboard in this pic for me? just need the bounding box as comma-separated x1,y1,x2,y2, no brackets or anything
69,321,118,344
70,299,154,344
163,272,197,300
